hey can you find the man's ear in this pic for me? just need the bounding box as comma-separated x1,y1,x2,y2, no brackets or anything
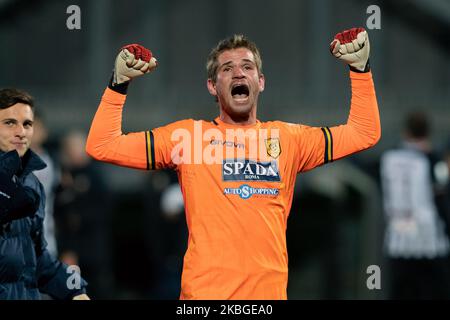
259,73,265,92
207,79,217,97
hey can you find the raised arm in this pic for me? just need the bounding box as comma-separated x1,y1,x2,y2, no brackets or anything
329,27,381,160
330,70,381,162
85,44,158,170
296,28,381,172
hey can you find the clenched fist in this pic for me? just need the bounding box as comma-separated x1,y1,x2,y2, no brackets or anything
330,28,370,72
112,44,158,85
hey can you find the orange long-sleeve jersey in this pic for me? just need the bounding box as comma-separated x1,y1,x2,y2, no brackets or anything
86,71,381,299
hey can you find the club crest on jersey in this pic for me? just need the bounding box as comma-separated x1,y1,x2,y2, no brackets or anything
222,159,280,182
265,138,281,159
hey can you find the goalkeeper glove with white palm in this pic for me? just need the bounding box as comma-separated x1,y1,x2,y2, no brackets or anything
330,27,370,72
110,44,157,93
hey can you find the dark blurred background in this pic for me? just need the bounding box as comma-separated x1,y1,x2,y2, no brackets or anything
1,0,449,299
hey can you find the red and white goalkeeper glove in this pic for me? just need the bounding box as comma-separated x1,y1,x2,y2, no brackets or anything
330,27,370,72
112,44,157,85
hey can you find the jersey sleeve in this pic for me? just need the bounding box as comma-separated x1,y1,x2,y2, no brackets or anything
291,70,381,172
283,124,330,172
85,87,191,170
151,119,194,169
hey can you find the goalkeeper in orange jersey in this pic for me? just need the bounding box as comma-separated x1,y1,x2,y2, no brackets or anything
86,27,380,300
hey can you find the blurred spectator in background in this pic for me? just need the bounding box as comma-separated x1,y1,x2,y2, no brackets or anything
443,140,450,220
380,111,450,299
146,171,187,299
55,130,114,299
30,111,60,258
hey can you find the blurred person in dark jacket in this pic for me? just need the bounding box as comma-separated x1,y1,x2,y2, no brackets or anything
55,130,113,299
0,88,88,300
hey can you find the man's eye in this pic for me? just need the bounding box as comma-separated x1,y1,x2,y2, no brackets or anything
5,121,14,126
244,65,253,70
223,67,231,72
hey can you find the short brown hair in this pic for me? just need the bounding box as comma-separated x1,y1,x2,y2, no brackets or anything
206,34,263,82
0,88,34,110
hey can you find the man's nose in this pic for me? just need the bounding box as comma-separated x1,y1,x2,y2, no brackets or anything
232,67,245,78
14,125,26,137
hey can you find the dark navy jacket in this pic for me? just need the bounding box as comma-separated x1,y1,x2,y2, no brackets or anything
0,150,87,299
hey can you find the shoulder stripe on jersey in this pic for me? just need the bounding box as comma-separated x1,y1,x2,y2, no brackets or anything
321,127,333,163
150,131,155,170
145,131,156,170
212,119,218,125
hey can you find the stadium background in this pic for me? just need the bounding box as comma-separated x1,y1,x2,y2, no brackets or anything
1,0,449,299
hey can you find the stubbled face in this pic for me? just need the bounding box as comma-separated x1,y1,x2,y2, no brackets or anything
0,103,34,157
207,48,265,122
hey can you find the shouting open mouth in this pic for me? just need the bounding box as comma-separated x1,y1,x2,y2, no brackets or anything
231,83,250,103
